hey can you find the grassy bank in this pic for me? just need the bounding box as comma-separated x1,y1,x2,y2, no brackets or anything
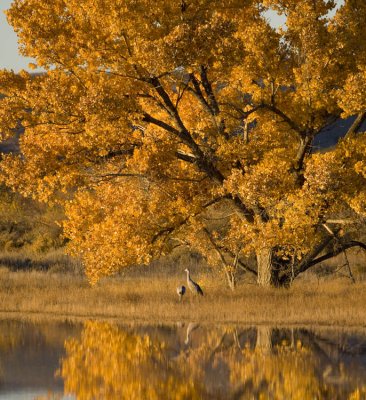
0,267,365,327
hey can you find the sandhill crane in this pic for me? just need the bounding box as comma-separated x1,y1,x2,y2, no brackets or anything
177,285,186,301
184,268,203,296
185,322,199,345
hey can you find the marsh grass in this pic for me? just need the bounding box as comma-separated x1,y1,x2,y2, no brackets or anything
0,266,365,327
0,246,365,326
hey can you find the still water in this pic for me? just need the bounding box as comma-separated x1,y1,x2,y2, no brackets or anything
0,320,365,399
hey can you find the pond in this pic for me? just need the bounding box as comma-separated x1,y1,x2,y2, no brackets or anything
0,319,365,399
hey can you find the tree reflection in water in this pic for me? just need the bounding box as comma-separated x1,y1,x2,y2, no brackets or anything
59,322,366,400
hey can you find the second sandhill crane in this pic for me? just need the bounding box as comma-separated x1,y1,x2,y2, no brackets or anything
177,285,186,301
184,268,204,296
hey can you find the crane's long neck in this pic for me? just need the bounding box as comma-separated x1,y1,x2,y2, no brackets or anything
186,270,190,281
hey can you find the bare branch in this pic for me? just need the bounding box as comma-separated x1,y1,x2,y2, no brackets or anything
322,223,335,236
326,219,357,224
142,113,181,135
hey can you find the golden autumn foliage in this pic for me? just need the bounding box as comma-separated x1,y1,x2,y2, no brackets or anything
1,0,366,285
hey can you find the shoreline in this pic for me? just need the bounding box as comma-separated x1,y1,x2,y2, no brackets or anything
0,311,365,331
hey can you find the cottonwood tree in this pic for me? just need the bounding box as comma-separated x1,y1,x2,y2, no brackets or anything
1,0,366,286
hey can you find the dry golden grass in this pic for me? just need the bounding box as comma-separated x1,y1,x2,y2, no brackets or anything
0,267,365,327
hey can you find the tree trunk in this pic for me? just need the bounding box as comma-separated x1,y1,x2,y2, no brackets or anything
256,238,366,287
224,266,236,291
256,326,273,354
256,247,276,287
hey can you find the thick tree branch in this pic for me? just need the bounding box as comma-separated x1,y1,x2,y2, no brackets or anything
326,219,357,224
231,197,255,223
199,65,220,115
145,78,255,222
175,150,197,163
299,240,366,273
295,229,341,275
188,73,212,114
142,113,181,136
345,110,366,138
187,73,228,138
147,77,214,157
263,104,304,136
294,134,313,172
149,77,189,132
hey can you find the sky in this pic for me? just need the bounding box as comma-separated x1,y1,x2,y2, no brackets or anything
0,0,36,71
0,0,344,72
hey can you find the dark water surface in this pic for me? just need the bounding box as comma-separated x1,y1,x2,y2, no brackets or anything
0,320,365,399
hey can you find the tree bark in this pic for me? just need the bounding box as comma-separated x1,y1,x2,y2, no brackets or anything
345,110,366,138
256,247,276,287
